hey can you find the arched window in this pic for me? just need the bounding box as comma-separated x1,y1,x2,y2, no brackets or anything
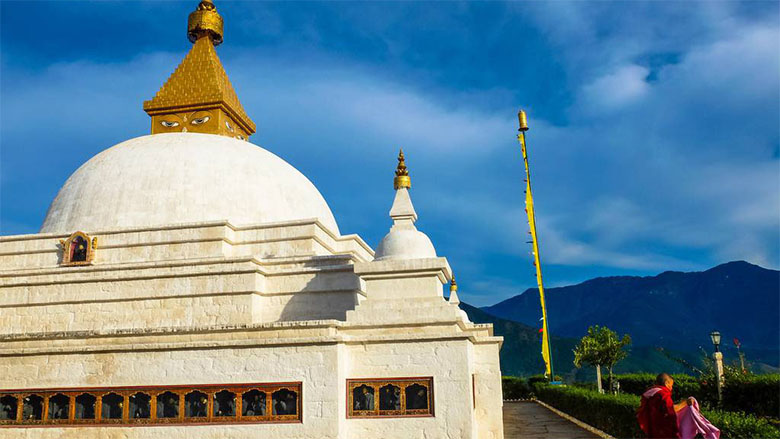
352,385,375,411
241,389,265,417
213,390,235,417
271,389,297,416
405,384,428,410
0,395,18,421
75,393,96,420
129,392,151,419
100,393,123,420
156,391,179,419
378,384,401,411
184,391,208,418
22,395,43,421
48,393,69,420
70,236,89,262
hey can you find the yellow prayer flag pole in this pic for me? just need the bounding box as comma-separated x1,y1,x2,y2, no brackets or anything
517,109,555,381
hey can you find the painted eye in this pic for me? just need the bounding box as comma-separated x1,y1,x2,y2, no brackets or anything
191,116,210,125
237,135,245,141
160,121,179,127
225,121,234,132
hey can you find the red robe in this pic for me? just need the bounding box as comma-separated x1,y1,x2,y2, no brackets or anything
637,385,679,439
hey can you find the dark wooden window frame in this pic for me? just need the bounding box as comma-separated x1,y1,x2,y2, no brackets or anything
0,382,302,428
346,377,434,419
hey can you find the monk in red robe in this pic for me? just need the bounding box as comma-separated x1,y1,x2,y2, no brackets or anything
637,373,693,438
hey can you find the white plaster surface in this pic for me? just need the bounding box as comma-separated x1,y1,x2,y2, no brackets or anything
40,133,340,234
374,188,436,261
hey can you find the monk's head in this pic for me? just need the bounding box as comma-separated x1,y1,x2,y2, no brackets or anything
656,373,673,390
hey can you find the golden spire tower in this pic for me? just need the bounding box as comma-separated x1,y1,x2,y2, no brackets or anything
143,0,256,140
393,149,411,190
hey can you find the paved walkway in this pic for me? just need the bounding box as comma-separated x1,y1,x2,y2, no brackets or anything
503,401,601,439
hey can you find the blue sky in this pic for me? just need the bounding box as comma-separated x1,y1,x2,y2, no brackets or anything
1,1,778,306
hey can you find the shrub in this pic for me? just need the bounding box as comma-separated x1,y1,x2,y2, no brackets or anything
533,383,780,439
612,373,780,418
611,373,705,404
502,376,532,400
533,383,642,438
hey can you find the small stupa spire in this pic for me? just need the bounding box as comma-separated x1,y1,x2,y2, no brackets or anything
143,0,256,139
449,276,460,305
394,149,411,190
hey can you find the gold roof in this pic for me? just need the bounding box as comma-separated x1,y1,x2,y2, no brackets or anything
143,0,256,136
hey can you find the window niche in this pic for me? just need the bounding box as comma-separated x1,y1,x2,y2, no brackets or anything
271,389,298,416
22,395,43,421
156,391,179,419
75,393,96,420
213,390,235,417
129,392,151,420
0,395,18,422
241,389,266,417
59,231,98,266
100,393,124,420
184,391,208,418
347,378,434,418
48,393,70,420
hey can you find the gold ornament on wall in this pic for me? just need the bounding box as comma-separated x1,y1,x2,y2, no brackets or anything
59,231,96,266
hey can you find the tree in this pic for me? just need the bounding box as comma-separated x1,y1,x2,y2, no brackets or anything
573,325,631,393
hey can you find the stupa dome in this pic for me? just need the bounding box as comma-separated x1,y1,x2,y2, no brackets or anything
40,133,340,234
374,228,436,261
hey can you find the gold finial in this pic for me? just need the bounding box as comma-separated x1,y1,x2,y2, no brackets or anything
518,109,529,132
450,276,458,293
394,149,411,190
188,0,224,45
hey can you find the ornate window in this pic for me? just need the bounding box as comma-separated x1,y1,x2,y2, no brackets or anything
213,390,235,417
184,391,208,418
271,388,298,417
129,392,151,420
100,392,124,420
241,389,266,417
156,391,179,419
22,395,43,421
48,393,69,420
59,231,98,266
347,377,434,418
0,383,301,427
0,395,18,422
75,393,96,420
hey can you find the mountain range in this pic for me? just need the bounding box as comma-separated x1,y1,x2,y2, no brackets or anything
462,261,779,378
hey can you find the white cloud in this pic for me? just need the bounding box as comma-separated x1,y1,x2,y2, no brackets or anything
579,64,650,112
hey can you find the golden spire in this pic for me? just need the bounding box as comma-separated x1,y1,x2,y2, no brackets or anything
450,276,458,294
393,149,411,190
188,0,223,45
143,0,256,140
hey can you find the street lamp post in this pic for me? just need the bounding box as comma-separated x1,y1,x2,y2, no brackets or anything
710,331,724,405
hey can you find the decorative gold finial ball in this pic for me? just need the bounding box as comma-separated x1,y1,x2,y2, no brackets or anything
188,0,224,45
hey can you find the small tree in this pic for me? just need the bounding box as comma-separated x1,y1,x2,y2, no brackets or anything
573,325,631,393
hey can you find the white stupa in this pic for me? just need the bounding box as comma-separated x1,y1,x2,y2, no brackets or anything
0,1,504,438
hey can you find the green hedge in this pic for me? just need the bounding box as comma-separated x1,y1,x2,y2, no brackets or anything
721,374,780,418
502,376,533,400
611,373,779,418
533,383,780,439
